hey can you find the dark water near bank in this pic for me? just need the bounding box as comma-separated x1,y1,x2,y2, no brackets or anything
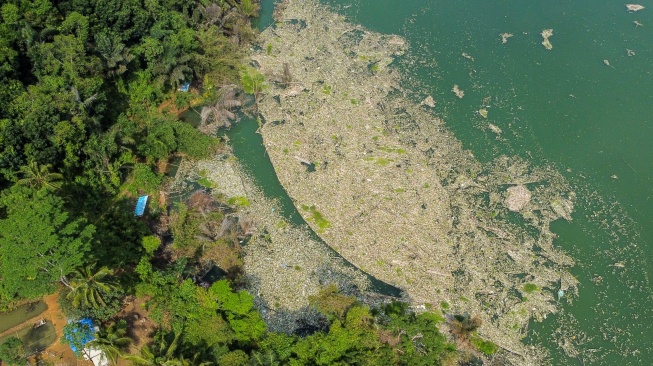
318,0,653,364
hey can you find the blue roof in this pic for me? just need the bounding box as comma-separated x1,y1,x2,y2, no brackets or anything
135,195,149,216
66,318,95,353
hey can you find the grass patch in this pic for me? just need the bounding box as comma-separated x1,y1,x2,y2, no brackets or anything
374,157,392,166
378,146,406,154
321,84,332,95
471,336,499,355
440,301,450,310
301,204,332,232
523,283,539,293
227,196,250,207
197,170,215,189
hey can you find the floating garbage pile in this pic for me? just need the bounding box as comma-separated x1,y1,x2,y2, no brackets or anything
252,0,579,362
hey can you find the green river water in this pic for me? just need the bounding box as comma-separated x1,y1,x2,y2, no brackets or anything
243,1,652,364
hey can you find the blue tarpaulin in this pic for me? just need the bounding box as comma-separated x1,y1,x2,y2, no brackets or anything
180,81,191,92
135,195,149,216
66,318,95,354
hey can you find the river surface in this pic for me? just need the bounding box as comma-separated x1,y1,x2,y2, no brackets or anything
251,1,652,364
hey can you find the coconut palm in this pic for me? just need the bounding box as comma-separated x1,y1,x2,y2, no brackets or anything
199,85,241,134
89,320,132,365
66,264,119,309
16,161,63,190
126,330,213,366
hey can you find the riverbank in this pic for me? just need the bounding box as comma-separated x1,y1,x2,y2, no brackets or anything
251,0,578,363
169,153,381,334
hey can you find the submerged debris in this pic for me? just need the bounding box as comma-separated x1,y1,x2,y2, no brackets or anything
626,4,645,12
462,52,474,61
452,84,465,98
633,20,643,27
541,29,554,50
626,49,636,56
500,33,514,44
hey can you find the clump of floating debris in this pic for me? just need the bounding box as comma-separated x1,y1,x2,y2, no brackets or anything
541,29,554,50
500,33,514,44
452,84,465,98
626,4,645,12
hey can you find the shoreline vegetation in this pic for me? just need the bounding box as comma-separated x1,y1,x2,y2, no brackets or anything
252,0,578,363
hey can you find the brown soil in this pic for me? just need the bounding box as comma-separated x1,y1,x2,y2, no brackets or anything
39,292,92,366
116,296,156,356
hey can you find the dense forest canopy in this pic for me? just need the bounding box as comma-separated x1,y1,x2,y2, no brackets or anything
0,0,472,364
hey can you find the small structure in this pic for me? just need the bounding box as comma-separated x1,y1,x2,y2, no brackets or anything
135,195,149,217
180,81,191,92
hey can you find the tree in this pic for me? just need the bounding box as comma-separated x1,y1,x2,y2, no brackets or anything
0,186,94,303
240,67,267,107
16,161,64,190
0,336,26,365
91,320,132,365
66,264,118,309
125,330,184,366
62,320,96,359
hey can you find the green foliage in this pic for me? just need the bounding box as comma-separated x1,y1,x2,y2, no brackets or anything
309,284,357,320
227,196,250,207
142,235,161,256
62,321,95,358
0,186,94,303
240,67,267,97
66,264,119,310
471,336,499,355
523,283,539,293
91,320,132,365
0,337,25,365
301,204,331,232
123,163,163,196
219,350,249,366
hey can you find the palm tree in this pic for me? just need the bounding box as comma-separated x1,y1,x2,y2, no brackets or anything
66,264,118,309
199,85,241,134
126,330,213,366
16,161,63,190
95,33,135,77
90,320,132,365
126,330,183,366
